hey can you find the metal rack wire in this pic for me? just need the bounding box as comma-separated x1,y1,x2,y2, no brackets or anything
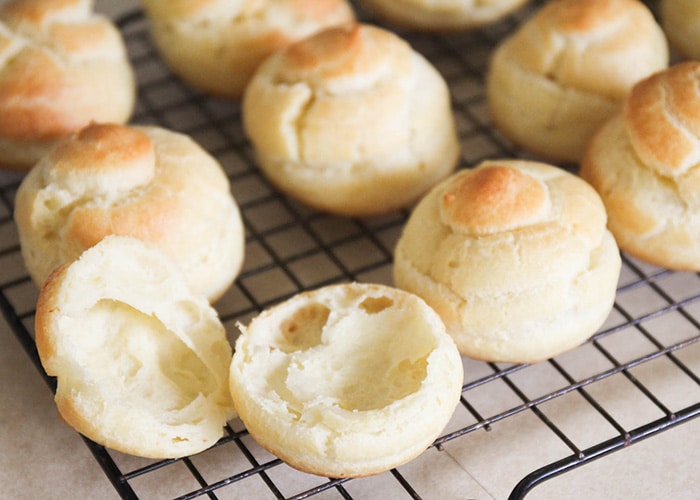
1,1,699,498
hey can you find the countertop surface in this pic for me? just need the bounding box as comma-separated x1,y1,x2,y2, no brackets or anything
2,1,699,498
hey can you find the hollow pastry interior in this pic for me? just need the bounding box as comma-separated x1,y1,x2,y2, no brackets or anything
486,0,667,163
229,282,464,478
394,160,622,363
242,23,460,217
581,62,700,271
35,235,236,459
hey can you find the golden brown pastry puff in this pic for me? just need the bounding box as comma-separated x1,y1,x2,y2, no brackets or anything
14,123,245,303
242,23,460,217
358,0,532,32
581,62,700,272
141,0,355,99
0,0,135,169
394,159,621,363
486,0,667,164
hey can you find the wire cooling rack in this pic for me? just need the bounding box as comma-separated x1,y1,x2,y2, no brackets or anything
1,1,700,498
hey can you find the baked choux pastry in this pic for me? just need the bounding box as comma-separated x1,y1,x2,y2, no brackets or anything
581,62,700,272
394,160,621,363
141,0,355,99
486,0,668,164
357,0,531,32
0,0,135,169
242,23,460,217
14,123,245,303
229,282,464,478
660,0,700,60
35,235,236,459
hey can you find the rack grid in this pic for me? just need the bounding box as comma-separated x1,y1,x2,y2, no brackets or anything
1,1,699,498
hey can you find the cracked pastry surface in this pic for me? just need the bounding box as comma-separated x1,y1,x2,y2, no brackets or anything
0,0,135,169
357,0,531,32
14,122,245,303
35,235,236,459
486,0,667,164
229,282,464,478
141,0,355,99
394,159,621,363
242,23,460,217
581,62,700,271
